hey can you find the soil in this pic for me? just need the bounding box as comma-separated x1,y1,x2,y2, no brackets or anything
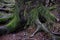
0,26,52,40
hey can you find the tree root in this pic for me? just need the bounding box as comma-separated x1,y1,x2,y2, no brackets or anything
30,18,57,40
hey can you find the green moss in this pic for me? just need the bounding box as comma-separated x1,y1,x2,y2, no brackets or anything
38,5,57,22
27,8,38,25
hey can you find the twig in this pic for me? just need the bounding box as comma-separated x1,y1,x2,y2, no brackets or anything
0,8,12,13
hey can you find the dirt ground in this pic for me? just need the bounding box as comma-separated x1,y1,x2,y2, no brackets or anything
0,26,52,40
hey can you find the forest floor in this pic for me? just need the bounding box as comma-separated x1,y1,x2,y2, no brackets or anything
0,9,60,40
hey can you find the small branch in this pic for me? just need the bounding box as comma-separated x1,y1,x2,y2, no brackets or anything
0,8,13,13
